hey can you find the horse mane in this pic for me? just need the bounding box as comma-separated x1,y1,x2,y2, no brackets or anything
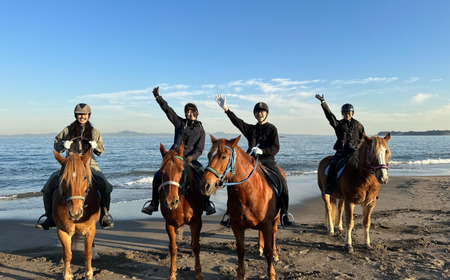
59,154,92,189
348,136,391,169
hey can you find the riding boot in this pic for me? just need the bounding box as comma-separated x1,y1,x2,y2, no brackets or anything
280,192,294,227
36,193,56,230
142,171,161,215
100,193,114,229
204,196,216,215
324,174,334,195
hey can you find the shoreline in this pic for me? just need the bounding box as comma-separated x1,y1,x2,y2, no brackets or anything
0,175,449,279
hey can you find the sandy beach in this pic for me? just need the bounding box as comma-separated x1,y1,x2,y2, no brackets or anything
0,175,448,280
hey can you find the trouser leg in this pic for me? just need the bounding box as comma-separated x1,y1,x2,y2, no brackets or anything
92,170,114,229
36,171,59,230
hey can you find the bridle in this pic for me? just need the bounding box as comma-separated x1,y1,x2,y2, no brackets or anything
205,145,259,187
59,160,91,206
366,141,389,174
158,155,188,195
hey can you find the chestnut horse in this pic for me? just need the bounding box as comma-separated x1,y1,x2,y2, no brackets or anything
317,133,391,253
158,143,204,280
53,149,100,280
202,135,281,280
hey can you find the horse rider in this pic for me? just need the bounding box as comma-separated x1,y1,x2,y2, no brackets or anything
141,86,216,216
315,94,365,195
36,103,114,230
214,94,294,227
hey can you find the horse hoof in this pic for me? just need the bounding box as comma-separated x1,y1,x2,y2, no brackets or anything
345,244,354,253
273,255,279,262
196,272,204,280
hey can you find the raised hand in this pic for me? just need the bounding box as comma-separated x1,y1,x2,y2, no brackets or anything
315,94,325,102
152,86,160,98
215,94,228,111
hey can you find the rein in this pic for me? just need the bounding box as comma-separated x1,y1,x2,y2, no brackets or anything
205,145,259,187
158,155,188,194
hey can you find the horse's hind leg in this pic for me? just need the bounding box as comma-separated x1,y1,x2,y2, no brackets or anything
190,220,204,280
166,224,178,280
322,194,335,235
83,228,96,280
57,229,73,280
261,225,276,280
337,199,344,231
362,204,375,250
344,202,356,253
258,230,264,257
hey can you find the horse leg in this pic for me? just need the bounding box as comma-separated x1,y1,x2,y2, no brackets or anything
362,203,375,250
272,214,280,262
57,229,73,280
190,220,204,280
166,224,178,280
344,202,355,253
83,228,96,280
231,226,246,280
261,224,276,280
337,199,344,231
322,194,335,235
258,230,264,257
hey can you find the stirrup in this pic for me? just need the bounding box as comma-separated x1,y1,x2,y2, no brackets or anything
141,200,157,215
35,214,54,230
101,212,114,229
205,201,216,215
220,213,231,228
281,213,295,227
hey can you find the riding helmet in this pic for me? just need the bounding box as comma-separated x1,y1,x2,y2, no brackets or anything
74,103,91,115
341,103,354,114
184,103,198,113
253,102,269,114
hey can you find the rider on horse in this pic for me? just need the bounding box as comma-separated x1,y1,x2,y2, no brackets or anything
36,103,114,230
215,94,294,227
315,94,365,195
141,86,216,216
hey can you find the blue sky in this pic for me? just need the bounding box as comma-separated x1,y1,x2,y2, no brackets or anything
1,1,449,136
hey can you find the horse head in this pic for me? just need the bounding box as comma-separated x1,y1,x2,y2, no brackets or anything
54,149,92,221
202,135,241,196
363,132,391,184
159,143,185,210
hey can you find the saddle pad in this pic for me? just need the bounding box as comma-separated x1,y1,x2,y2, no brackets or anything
259,165,280,197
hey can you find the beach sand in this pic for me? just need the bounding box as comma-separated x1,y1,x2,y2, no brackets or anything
0,176,448,279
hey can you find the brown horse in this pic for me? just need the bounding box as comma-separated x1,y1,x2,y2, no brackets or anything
158,143,204,280
318,133,391,253
202,135,281,280
53,149,100,280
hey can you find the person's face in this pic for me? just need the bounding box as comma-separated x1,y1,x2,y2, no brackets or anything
342,111,353,121
76,113,89,124
254,110,268,123
185,110,196,121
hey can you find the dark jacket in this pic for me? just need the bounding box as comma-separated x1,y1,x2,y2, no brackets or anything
225,110,279,162
156,96,205,161
321,102,365,155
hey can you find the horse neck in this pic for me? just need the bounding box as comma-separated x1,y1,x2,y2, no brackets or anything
349,140,371,177
229,147,263,188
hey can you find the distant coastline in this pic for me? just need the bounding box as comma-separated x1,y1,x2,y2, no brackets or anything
378,130,450,136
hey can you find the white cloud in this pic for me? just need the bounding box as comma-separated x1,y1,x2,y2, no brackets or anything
332,77,398,85
410,93,431,104
405,77,420,83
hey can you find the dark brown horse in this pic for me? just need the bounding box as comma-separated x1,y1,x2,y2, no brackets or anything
53,149,100,280
317,133,391,253
158,143,204,280
202,135,281,280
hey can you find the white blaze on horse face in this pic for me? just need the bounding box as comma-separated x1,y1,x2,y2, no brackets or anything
377,145,389,183
210,148,218,161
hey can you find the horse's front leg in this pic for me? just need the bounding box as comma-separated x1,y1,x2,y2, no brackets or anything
272,214,280,262
57,229,73,280
261,224,276,280
231,225,246,280
344,202,355,253
190,220,204,280
83,227,96,280
362,203,376,250
166,223,178,280
322,194,335,235
258,230,264,257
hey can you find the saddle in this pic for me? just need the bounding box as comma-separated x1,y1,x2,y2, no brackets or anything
325,156,350,179
259,164,282,197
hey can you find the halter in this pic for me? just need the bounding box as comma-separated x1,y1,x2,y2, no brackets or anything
366,141,389,173
60,162,90,204
158,155,188,194
205,145,259,187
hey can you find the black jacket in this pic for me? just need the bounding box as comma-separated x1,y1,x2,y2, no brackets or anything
156,96,205,161
225,110,279,162
321,102,365,155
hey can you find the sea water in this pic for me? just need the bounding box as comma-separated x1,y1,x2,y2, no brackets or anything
0,134,449,219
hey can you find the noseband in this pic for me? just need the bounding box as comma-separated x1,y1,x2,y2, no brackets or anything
158,155,188,195
366,142,388,173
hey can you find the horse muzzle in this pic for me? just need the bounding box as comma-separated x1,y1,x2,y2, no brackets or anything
376,168,389,184
165,195,180,210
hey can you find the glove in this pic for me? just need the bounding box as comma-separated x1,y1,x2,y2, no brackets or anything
89,141,98,149
250,147,263,156
63,140,73,150
186,156,193,163
215,94,227,111
152,86,159,98
315,94,325,102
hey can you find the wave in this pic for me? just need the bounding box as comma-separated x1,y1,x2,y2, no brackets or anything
0,191,42,201
390,158,450,166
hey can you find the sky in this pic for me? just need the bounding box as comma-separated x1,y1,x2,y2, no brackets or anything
1,0,449,136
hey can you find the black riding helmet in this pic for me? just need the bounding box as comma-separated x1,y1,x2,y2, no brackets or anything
253,102,269,114
341,103,354,114
184,103,198,113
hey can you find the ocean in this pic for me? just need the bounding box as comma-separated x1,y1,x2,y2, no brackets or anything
1,134,450,219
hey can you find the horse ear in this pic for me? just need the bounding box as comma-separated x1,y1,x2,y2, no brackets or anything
54,151,66,165
160,143,167,157
229,135,241,148
81,149,92,165
384,132,391,141
210,134,217,143
178,142,184,156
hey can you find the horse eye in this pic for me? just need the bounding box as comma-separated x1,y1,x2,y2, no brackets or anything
221,155,227,160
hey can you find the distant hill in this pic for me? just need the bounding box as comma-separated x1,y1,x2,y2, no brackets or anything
378,130,450,136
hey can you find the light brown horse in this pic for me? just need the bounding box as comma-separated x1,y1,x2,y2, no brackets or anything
202,135,281,280
318,133,391,253
158,143,204,280
53,149,100,280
